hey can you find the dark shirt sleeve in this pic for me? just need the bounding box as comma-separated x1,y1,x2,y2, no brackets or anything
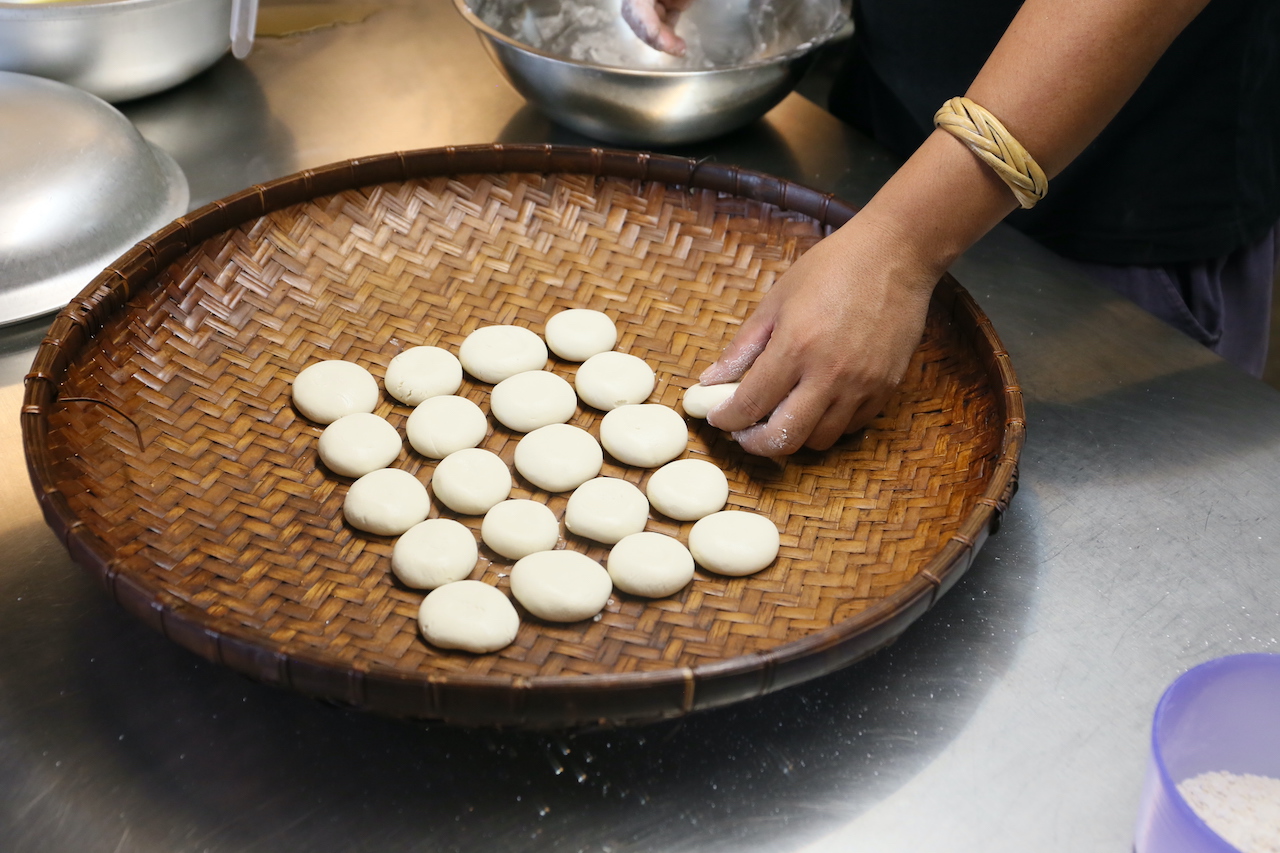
828,0,1280,265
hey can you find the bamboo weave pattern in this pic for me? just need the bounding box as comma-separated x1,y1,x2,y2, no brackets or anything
38,172,1004,688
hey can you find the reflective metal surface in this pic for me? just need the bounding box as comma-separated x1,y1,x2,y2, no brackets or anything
1,1,1278,850
0,72,188,326
0,0,232,102
454,0,849,145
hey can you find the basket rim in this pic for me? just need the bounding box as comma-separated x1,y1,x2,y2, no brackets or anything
21,143,1025,724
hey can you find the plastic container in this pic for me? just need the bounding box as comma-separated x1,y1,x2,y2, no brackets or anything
1134,653,1280,853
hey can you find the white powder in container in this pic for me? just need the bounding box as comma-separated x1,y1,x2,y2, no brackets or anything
1177,770,1280,853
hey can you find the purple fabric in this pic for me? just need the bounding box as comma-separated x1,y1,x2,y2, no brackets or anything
1070,222,1279,378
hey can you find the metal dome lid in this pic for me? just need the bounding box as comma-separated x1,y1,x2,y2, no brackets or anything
0,71,189,326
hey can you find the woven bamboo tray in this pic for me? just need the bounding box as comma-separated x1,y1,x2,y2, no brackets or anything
22,145,1024,728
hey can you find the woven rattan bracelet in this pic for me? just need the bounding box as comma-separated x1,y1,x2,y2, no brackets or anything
934,96,1048,209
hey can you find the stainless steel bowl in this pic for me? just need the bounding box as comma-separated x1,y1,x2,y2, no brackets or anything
0,72,189,326
0,0,233,103
454,0,850,146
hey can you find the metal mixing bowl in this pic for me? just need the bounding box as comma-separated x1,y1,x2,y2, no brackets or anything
454,0,850,146
0,72,189,326
0,0,233,103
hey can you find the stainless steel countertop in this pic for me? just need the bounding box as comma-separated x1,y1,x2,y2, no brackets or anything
3,2,1278,850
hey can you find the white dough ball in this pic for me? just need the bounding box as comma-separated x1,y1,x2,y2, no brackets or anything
343,468,430,536
406,395,488,459
431,448,513,515
607,532,695,598
417,580,519,653
391,518,478,589
509,550,612,622
490,370,577,432
513,423,603,493
688,510,780,576
564,477,649,545
545,308,617,361
683,382,740,418
645,458,730,521
384,346,463,406
574,351,655,411
317,412,402,478
292,360,379,424
481,499,560,560
599,404,688,468
458,325,547,383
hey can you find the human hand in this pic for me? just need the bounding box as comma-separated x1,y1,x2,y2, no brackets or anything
621,0,695,56
700,215,941,457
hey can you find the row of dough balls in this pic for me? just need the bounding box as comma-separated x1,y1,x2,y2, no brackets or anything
291,309,771,654
294,309,660,423
359,471,779,653
350,466,777,582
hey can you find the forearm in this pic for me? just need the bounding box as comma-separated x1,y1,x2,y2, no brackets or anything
973,0,1211,176
701,0,1216,454
848,0,1212,278
851,131,1015,287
